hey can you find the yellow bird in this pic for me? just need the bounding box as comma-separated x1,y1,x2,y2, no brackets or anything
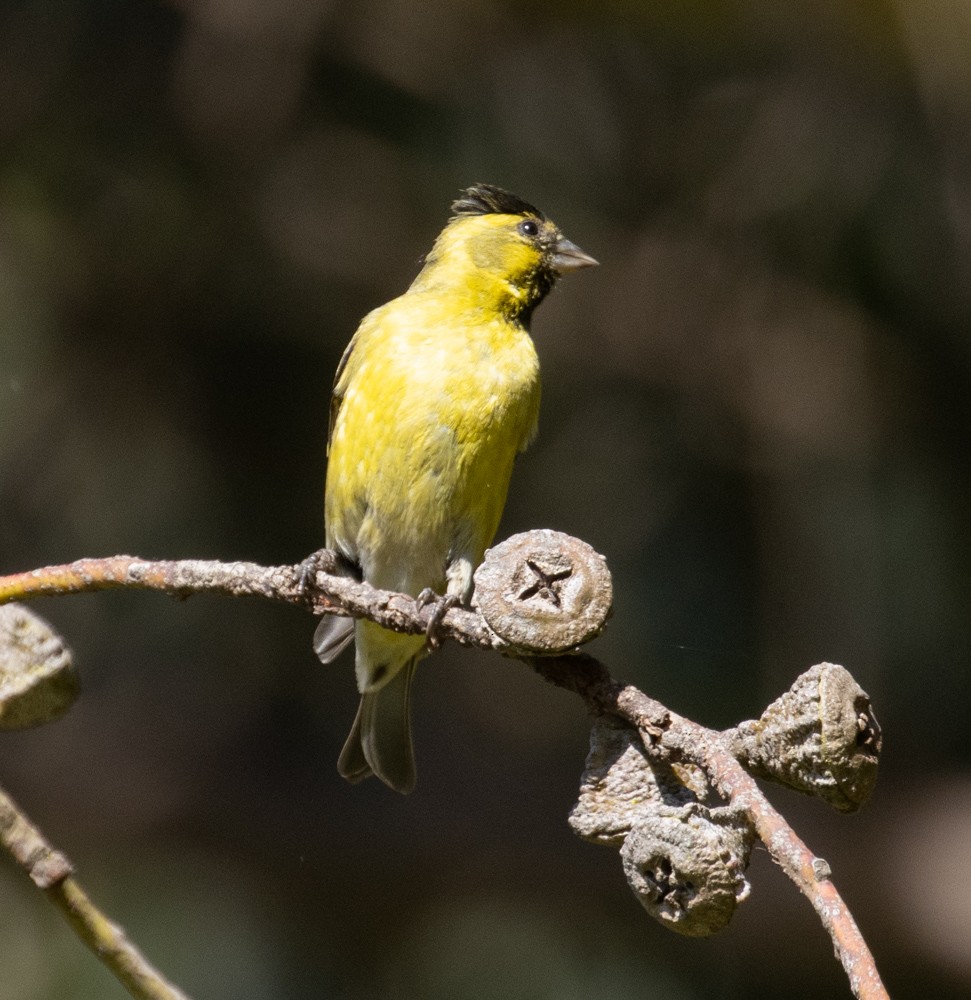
314,183,597,793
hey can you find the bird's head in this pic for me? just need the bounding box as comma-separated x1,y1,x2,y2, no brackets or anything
414,183,598,324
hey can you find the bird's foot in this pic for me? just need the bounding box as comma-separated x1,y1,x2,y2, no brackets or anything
297,548,359,595
296,549,339,594
415,589,460,649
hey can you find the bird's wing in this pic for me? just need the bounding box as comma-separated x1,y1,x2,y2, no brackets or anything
327,333,357,455
327,302,395,454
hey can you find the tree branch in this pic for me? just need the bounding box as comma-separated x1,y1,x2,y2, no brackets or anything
529,655,885,999
0,544,888,999
0,554,495,648
0,782,192,1000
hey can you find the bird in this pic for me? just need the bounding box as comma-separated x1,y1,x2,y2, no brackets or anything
313,183,597,793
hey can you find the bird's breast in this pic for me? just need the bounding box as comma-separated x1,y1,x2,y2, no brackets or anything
326,309,540,594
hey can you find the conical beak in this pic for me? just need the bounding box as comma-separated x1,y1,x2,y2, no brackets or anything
552,237,599,272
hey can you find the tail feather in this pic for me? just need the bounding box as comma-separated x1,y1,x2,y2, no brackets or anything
313,615,355,663
338,659,417,794
336,699,373,784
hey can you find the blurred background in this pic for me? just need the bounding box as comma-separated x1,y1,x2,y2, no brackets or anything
1,0,969,997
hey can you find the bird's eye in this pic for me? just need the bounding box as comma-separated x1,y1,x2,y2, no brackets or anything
518,219,539,238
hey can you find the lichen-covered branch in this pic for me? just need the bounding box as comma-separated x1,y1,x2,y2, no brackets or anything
0,783,192,1000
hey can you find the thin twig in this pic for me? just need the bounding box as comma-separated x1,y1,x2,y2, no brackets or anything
0,783,192,1000
0,553,888,999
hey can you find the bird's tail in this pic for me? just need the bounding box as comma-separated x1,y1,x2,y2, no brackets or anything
337,657,418,794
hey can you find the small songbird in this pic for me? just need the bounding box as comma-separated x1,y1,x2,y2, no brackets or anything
314,183,597,793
